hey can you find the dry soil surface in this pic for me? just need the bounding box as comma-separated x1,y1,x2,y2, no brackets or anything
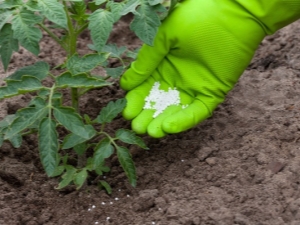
1,18,300,225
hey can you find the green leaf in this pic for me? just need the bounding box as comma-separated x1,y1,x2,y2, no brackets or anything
0,9,13,31
102,44,126,58
147,0,162,5
36,0,67,28
56,72,111,88
116,146,136,187
62,125,96,149
130,2,161,45
0,23,19,71
88,9,114,52
66,53,109,75
0,76,44,99
0,0,23,9
98,180,112,194
107,1,124,22
38,89,50,98
95,0,107,5
53,106,93,139
121,0,141,15
73,142,87,155
125,49,139,59
104,66,124,78
93,138,114,168
69,1,87,24
8,133,22,148
56,165,77,189
11,9,42,55
4,106,48,140
29,97,47,108
74,169,88,190
94,98,127,124
62,133,87,150
50,165,64,177
6,61,50,81
39,117,59,176
0,114,17,130
116,128,148,149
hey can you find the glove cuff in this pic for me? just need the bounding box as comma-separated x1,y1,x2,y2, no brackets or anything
235,0,300,34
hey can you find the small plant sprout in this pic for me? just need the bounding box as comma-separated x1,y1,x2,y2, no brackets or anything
144,82,189,117
0,0,181,191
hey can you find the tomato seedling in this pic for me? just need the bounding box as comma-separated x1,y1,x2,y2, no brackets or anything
0,0,177,191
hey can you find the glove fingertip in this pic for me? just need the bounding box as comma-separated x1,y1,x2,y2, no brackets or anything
162,101,211,134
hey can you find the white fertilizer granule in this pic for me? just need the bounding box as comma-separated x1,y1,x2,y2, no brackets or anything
144,82,187,118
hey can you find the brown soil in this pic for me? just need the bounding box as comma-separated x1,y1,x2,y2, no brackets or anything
1,17,300,225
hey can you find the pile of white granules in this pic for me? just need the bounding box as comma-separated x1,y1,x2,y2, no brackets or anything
143,82,187,118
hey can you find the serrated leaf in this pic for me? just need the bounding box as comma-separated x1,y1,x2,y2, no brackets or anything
50,165,64,177
95,98,127,124
6,61,49,81
152,3,168,20
62,134,86,149
74,169,88,190
93,138,114,168
121,0,141,15
0,10,12,31
147,0,162,5
53,106,92,139
104,66,124,78
116,128,148,149
39,117,59,176
0,114,17,129
4,106,48,140
25,0,40,11
38,89,50,98
56,72,111,88
66,53,108,75
29,97,47,108
36,0,67,28
130,2,160,45
102,44,126,58
88,9,114,52
56,165,77,189
0,76,44,99
69,0,87,24
94,161,110,175
0,0,22,9
95,0,106,5
107,1,124,22
73,142,87,155
125,49,139,59
11,9,42,55
99,180,112,194
116,146,136,187
8,133,22,148
62,125,96,149
0,23,19,71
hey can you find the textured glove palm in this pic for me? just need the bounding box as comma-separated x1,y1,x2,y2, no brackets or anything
120,0,300,138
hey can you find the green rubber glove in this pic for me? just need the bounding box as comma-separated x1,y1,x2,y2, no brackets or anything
120,0,300,138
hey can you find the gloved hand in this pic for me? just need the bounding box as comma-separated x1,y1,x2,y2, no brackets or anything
120,0,300,138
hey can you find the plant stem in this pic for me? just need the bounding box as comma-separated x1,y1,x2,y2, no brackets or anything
38,23,67,51
71,88,79,111
77,154,86,168
64,1,77,56
62,2,80,112
75,23,88,37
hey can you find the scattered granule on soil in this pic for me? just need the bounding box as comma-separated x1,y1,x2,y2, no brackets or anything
143,82,187,118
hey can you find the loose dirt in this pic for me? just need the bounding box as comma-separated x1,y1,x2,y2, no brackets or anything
1,18,300,225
